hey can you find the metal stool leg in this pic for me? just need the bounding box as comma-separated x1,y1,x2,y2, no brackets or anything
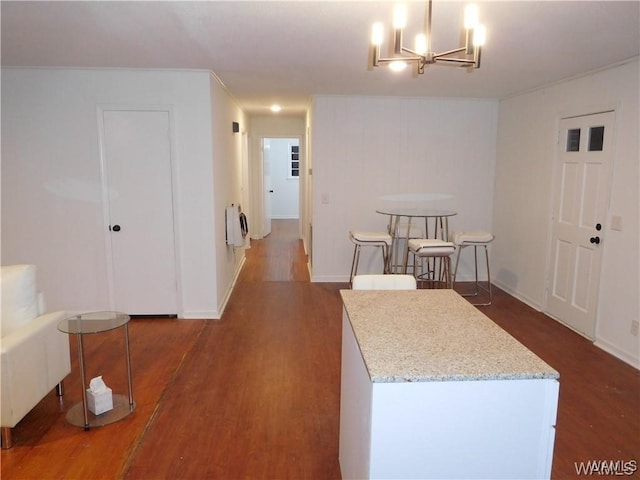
413,251,421,288
469,244,492,305
350,244,361,286
382,243,390,274
436,256,452,289
453,245,463,287
473,245,479,291
453,243,492,305
483,244,492,305
443,256,452,288
350,240,390,287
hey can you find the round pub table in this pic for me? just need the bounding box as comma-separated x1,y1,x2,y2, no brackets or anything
58,311,135,430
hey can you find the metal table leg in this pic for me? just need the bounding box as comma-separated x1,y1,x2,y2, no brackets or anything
401,216,413,274
124,324,134,408
77,332,89,430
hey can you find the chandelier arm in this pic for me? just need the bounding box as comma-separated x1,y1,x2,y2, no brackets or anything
433,47,468,59
376,55,424,64
401,46,424,57
434,57,475,65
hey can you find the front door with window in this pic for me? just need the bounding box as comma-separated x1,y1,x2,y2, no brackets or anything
546,111,615,339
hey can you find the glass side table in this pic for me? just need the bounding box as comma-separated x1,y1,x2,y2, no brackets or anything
58,311,135,430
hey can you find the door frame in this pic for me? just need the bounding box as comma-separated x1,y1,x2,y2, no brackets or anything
261,136,273,238
544,108,618,339
96,104,183,314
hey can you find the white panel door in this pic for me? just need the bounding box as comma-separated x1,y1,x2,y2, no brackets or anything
101,109,178,315
547,111,615,339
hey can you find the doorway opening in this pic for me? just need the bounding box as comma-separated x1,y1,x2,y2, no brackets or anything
261,137,300,237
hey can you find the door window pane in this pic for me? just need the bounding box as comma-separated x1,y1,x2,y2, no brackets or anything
588,126,604,151
290,145,300,177
566,129,581,152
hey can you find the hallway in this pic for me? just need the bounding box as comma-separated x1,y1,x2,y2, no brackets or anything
241,219,311,282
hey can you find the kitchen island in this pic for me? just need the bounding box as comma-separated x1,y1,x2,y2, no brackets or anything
339,289,559,480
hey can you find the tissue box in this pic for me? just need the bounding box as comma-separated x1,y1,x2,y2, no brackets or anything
86,387,113,415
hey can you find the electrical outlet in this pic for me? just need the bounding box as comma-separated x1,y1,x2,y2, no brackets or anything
631,321,639,337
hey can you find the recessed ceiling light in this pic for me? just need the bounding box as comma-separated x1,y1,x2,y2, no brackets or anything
270,104,282,113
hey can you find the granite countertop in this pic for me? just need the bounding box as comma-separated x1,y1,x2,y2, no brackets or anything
340,289,559,383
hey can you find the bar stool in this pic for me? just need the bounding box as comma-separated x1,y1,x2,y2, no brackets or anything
408,239,455,288
349,231,392,286
451,231,494,305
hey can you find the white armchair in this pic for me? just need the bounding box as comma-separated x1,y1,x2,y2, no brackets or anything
1,264,70,448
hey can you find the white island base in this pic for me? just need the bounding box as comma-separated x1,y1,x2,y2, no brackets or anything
339,290,560,480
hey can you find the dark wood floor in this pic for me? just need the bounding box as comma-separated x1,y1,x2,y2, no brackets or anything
2,219,638,479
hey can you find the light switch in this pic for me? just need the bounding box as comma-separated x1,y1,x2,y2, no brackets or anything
611,215,623,231
321,193,330,205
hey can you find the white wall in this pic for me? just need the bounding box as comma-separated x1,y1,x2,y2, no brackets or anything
493,60,639,367
210,74,248,316
1,68,243,319
305,107,313,262
310,95,499,281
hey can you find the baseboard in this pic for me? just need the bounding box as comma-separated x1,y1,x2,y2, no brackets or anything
180,311,221,320
218,255,247,317
491,279,544,312
594,339,640,370
180,256,246,320
493,281,640,370
453,273,490,282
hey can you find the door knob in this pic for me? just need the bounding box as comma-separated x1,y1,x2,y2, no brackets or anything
590,236,600,244
269,190,274,193
595,223,602,231
110,225,121,232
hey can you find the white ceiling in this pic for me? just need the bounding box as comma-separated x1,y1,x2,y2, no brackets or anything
2,1,639,116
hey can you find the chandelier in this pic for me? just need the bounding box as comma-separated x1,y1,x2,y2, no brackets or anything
371,1,486,74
